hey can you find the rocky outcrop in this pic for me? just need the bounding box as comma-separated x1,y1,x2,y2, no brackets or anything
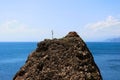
13,31,102,80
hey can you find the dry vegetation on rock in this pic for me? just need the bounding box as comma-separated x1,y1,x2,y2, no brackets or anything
14,32,102,80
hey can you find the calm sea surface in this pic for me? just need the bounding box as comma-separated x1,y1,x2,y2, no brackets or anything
0,42,120,80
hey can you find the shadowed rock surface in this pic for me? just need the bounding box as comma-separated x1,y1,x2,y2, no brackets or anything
13,32,102,80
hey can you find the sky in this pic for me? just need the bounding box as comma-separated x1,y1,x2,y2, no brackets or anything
0,0,120,42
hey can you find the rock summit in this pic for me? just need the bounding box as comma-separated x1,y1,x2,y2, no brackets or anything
14,31,102,80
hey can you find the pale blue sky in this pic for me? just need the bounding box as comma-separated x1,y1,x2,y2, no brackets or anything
0,0,120,42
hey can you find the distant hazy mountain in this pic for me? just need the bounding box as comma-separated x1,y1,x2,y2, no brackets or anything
107,37,120,42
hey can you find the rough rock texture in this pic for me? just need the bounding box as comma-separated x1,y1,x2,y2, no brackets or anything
13,32,102,80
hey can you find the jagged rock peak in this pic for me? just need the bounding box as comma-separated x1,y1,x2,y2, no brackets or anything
65,31,80,38
13,31,102,80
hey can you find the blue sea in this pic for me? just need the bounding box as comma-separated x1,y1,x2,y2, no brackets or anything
0,42,120,80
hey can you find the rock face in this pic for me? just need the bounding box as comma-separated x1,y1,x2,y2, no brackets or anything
13,32,102,80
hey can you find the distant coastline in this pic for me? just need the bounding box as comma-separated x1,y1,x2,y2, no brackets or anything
106,37,120,42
